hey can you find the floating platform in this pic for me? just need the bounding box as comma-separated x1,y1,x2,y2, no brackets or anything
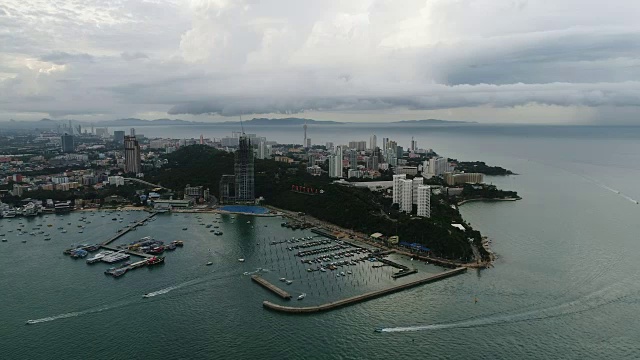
262,267,467,313
251,275,291,299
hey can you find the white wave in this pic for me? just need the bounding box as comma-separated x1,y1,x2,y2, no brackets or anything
382,282,637,333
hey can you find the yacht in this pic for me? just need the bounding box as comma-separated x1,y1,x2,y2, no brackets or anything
2,239,7,242
286,280,293,285
297,293,306,300
206,261,213,266
238,258,245,262
86,251,114,264
279,278,286,282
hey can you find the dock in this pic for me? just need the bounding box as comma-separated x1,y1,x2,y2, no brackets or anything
101,212,157,246
262,267,467,313
251,275,292,299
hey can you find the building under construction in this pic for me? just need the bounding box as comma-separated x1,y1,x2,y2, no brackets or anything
233,135,254,203
219,175,235,204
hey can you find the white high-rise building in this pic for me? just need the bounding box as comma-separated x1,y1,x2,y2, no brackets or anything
400,179,413,213
369,135,377,150
416,185,431,218
412,177,424,204
329,146,343,178
257,140,269,159
427,157,448,176
392,174,407,205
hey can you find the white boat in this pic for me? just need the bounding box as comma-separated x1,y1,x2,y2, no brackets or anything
86,251,114,264
238,258,245,262
206,262,213,266
286,280,293,285
279,278,286,282
340,272,345,276
298,293,306,300
142,294,151,298
347,271,352,274
25,320,38,325
320,268,327,272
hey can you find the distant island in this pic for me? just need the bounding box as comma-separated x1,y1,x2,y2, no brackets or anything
393,119,476,124
219,118,343,126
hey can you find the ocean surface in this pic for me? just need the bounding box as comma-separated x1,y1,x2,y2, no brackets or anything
3,124,640,359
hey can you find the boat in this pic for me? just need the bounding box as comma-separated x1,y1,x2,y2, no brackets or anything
86,251,114,264
1,239,6,242
44,238,51,241
320,268,326,272
374,328,383,333
182,227,188,230
279,278,286,282
146,256,165,266
297,293,306,300
206,261,213,266
25,320,38,325
238,258,245,262
286,280,293,285
142,293,150,298
21,240,27,243
347,270,352,274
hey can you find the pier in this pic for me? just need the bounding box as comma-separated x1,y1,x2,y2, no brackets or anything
101,212,157,246
251,275,292,299
261,267,466,313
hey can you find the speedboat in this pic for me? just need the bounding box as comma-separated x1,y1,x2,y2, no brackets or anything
238,258,245,262
206,262,213,266
297,293,306,300
142,293,151,298
286,280,293,285
279,278,286,282
26,320,38,325
374,328,383,333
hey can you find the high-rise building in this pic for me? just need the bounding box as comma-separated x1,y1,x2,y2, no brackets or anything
392,174,407,205
219,175,235,204
130,128,136,136
329,146,343,178
348,141,367,151
369,135,377,150
416,185,431,218
382,138,389,153
411,137,417,151
303,121,308,148
396,146,404,158
349,150,358,170
427,157,448,176
234,135,254,202
306,138,311,148
325,142,334,151
124,135,141,174
61,133,74,153
114,131,125,144
256,140,269,159
400,179,413,213
412,177,424,204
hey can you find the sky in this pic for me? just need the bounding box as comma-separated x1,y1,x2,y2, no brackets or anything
1,0,639,124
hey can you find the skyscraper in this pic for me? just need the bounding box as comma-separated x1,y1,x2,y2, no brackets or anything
234,135,255,202
61,133,74,153
130,128,136,136
392,174,407,205
370,135,377,150
412,177,424,204
329,146,343,178
303,120,308,148
416,185,431,218
400,179,413,213
349,150,358,170
114,131,125,144
124,135,141,174
306,138,311,148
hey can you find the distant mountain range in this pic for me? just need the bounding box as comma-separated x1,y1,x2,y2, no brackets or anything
0,117,473,129
394,119,476,124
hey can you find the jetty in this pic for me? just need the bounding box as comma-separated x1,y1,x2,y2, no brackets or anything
251,275,292,299
262,267,466,313
101,212,157,246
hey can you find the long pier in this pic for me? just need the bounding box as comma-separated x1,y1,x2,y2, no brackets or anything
251,275,292,299
101,212,157,247
262,267,467,313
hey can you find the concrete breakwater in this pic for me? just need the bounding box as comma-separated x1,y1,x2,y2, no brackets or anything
262,267,467,313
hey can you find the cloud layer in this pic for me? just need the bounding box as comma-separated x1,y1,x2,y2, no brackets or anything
1,0,640,123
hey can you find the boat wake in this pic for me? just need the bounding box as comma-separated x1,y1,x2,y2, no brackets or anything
380,282,639,333
242,268,265,276
25,303,122,325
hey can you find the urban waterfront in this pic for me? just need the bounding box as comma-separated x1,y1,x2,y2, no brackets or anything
2,125,640,359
